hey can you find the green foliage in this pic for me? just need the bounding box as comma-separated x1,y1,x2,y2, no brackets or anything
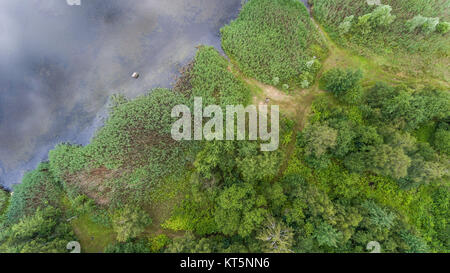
236,147,280,183
112,205,152,242
215,183,268,237
221,0,323,85
401,231,430,253
313,221,342,248
428,186,450,250
362,200,397,231
148,234,171,253
49,88,191,205
190,46,250,106
312,0,450,80
104,239,150,253
0,189,8,217
48,144,88,180
304,123,338,157
406,15,440,33
413,122,436,143
0,206,74,253
366,83,450,131
165,232,225,253
357,5,396,33
338,15,354,35
298,59,322,88
368,5,396,27
436,21,450,33
87,88,188,169
321,68,363,102
257,216,294,253
370,144,412,179
433,125,450,155
272,76,280,86
4,163,62,225
194,141,236,180
3,0,448,254
162,177,217,236
194,140,281,184
66,195,112,227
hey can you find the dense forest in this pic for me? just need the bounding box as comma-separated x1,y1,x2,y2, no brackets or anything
0,0,448,253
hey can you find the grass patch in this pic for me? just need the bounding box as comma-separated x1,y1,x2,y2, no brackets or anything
71,214,116,253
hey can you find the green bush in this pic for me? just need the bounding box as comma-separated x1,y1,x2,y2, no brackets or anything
321,68,363,102
433,128,450,155
436,21,450,33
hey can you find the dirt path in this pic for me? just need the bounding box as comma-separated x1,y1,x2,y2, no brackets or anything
271,18,332,179
227,17,340,180
241,65,325,182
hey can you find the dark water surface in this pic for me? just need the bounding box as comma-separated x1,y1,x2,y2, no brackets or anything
0,0,243,189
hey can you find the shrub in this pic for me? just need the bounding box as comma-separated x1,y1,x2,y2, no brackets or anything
339,15,354,35
321,68,363,98
433,128,450,155
436,21,450,34
406,15,440,33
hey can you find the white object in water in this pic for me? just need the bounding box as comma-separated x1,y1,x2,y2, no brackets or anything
131,72,140,79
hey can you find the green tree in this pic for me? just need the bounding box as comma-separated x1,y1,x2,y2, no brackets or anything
215,183,267,237
362,200,396,231
0,207,74,253
313,222,342,248
401,231,430,253
369,145,411,179
165,232,219,253
338,15,354,35
321,68,363,100
112,205,152,242
368,5,396,28
237,150,280,183
434,128,450,155
257,216,294,253
303,123,338,158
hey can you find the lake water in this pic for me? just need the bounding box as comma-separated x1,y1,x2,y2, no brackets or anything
0,0,243,189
